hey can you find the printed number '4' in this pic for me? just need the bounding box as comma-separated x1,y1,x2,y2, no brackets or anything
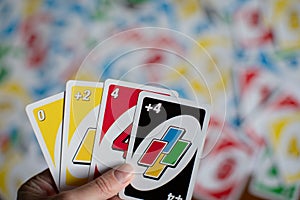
112,125,131,158
111,88,119,99
153,103,162,113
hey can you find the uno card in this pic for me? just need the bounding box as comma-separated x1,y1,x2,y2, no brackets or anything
265,92,300,184
234,66,279,121
60,80,103,190
89,79,178,179
250,144,299,200
264,0,300,51
246,82,300,184
194,118,254,200
25,92,64,188
120,92,210,200
232,0,274,49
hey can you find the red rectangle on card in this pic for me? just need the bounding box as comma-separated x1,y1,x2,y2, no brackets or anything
138,140,167,166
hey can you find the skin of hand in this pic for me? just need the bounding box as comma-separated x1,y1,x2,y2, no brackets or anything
17,164,134,200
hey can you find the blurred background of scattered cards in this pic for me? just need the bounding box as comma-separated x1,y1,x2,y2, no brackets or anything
1,0,300,199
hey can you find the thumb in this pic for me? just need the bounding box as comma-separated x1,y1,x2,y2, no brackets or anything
61,164,134,200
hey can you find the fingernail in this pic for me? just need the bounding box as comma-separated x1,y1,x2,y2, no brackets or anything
114,164,134,184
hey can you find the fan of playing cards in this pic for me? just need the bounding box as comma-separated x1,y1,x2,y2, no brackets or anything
26,79,210,200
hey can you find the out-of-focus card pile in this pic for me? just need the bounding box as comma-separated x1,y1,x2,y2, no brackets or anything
26,79,210,200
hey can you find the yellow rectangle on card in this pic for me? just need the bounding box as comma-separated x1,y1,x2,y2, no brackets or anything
144,153,166,179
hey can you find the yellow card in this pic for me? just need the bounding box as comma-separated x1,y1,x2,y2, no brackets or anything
60,80,103,190
26,92,64,188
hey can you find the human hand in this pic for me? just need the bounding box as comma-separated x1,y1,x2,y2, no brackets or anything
17,164,134,200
